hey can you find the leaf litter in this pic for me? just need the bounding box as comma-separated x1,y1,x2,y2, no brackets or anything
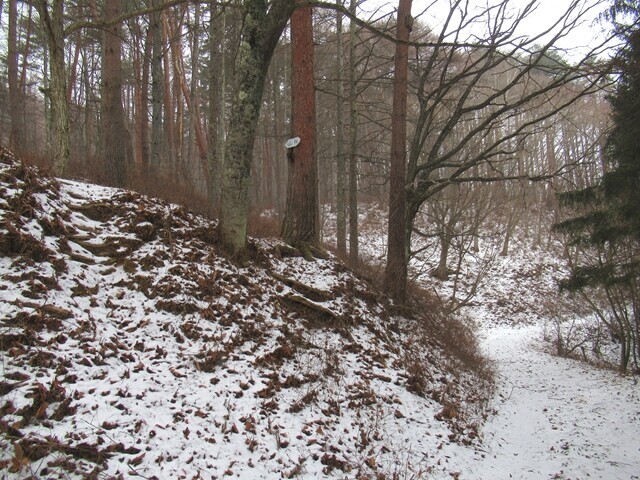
3,147,638,480
0,148,490,479
347,201,640,479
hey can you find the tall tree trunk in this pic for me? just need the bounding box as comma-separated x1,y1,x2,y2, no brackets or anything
83,51,94,158
348,0,359,265
433,221,454,280
335,0,346,254
67,34,80,104
383,0,412,303
35,0,70,175
282,0,318,249
19,4,33,97
166,9,184,171
175,15,207,161
19,3,33,148
188,5,200,167
150,0,164,168
501,207,517,257
165,7,207,184
43,46,50,150
101,0,131,187
161,12,176,172
271,64,284,214
8,0,26,152
219,0,293,258
207,5,225,208
139,25,152,167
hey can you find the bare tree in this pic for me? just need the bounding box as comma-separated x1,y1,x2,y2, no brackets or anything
148,0,164,169
348,0,359,264
8,0,25,152
395,0,613,295
218,0,294,258
335,0,347,254
34,0,69,175
384,0,413,303
102,0,132,187
207,5,227,209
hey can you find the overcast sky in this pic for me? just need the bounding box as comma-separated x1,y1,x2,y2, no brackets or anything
362,0,614,60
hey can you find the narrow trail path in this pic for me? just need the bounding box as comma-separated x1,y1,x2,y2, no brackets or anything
449,325,640,480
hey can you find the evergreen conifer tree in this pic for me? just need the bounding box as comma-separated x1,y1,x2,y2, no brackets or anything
555,0,640,371
556,1,640,287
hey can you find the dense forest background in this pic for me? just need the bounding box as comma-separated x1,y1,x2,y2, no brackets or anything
0,0,612,238
3,3,640,478
3,0,638,367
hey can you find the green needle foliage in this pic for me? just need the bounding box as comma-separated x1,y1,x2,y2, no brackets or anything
555,0,640,372
556,1,640,289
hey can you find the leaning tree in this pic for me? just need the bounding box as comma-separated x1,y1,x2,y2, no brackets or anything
218,0,295,259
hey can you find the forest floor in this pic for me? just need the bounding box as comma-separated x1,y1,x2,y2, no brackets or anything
443,241,639,480
0,149,489,479
338,209,640,480
1,148,639,480
444,324,640,479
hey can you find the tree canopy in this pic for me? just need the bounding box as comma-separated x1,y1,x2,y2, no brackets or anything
556,0,640,290
554,0,640,371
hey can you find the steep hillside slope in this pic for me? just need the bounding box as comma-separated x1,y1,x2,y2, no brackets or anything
0,148,490,479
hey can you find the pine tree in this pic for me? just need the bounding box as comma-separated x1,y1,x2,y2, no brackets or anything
602,13,640,245
383,0,412,304
555,0,640,371
282,0,319,253
556,1,640,289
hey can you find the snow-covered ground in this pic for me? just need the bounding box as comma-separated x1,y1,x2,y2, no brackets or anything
0,149,488,479
1,149,639,479
344,205,640,479
446,324,640,479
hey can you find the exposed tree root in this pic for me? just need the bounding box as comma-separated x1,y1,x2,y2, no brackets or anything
270,271,334,302
13,301,73,320
282,294,339,320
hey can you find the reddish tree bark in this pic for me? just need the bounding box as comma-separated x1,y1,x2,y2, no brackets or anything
383,0,413,303
161,12,175,169
282,0,319,249
335,0,346,255
134,24,152,167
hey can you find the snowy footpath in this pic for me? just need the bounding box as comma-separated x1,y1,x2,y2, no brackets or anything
447,324,640,480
